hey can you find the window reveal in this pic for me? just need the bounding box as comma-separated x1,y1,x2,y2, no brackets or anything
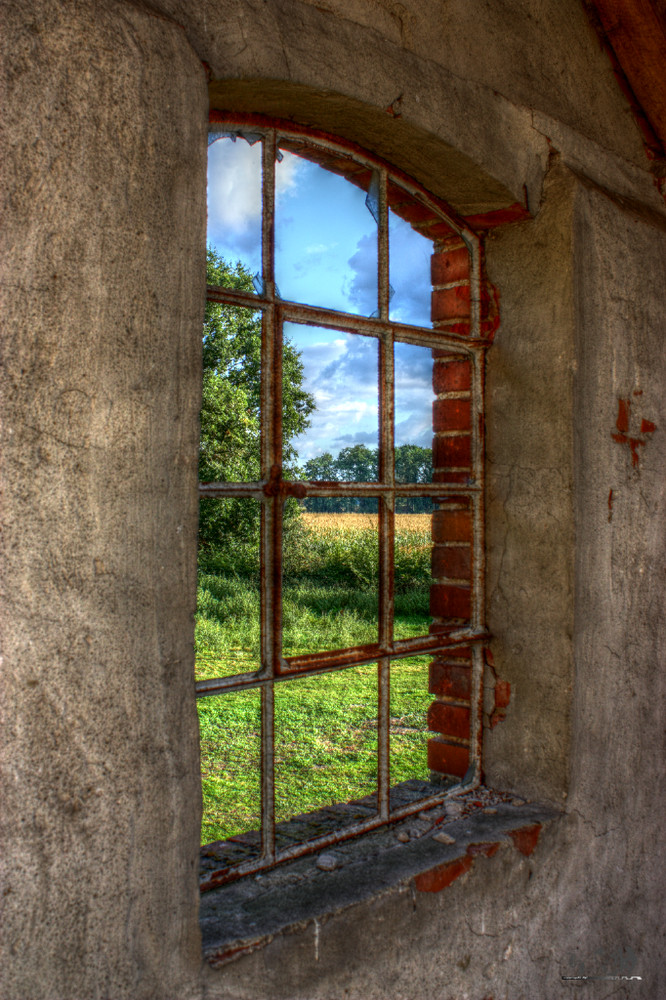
198,116,490,890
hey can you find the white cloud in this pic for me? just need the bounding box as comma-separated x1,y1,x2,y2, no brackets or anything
207,140,303,238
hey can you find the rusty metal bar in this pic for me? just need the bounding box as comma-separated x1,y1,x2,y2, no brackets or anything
205,285,488,352
201,480,482,497
198,773,484,893
197,628,489,695
262,131,276,301
206,284,269,309
468,344,486,782
201,117,490,890
198,482,264,497
376,167,393,821
210,111,479,245
259,129,278,865
378,168,389,323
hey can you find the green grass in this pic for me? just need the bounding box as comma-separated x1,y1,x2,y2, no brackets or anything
196,516,433,845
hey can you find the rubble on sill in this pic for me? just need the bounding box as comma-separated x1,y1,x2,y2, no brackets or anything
199,784,559,967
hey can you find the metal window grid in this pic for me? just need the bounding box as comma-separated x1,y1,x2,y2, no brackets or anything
198,118,488,891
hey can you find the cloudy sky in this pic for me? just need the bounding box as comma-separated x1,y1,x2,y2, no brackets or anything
207,135,434,462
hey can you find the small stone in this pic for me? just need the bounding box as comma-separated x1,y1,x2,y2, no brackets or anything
432,831,456,845
483,807,498,815
316,852,339,871
396,831,410,843
511,797,525,806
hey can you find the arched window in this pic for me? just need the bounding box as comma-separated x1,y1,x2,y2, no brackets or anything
198,116,489,889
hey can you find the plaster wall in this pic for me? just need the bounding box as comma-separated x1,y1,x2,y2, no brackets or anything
0,4,207,998
1,1,664,998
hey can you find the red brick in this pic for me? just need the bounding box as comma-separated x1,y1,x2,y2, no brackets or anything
431,284,470,321
421,220,458,241
431,247,470,285
414,855,473,892
427,738,469,777
430,583,471,619
432,358,471,394
432,509,472,543
433,470,473,484
431,544,471,580
433,398,471,432
427,701,471,740
467,842,500,858
429,661,472,699
508,823,542,857
494,679,511,710
433,434,472,468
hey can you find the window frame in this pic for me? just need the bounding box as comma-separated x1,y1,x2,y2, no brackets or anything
199,113,489,891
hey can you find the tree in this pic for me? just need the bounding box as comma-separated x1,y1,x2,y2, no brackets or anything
395,444,433,513
199,248,315,547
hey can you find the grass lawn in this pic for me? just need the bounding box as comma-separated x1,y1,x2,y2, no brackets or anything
196,512,433,845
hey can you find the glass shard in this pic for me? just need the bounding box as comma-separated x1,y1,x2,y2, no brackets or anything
387,180,459,329
275,146,378,315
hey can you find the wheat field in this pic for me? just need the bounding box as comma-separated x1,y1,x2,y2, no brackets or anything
301,512,432,532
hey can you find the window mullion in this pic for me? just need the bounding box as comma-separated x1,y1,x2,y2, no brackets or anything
377,168,392,820
259,129,279,864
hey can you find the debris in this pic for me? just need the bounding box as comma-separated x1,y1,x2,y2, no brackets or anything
432,831,456,845
316,852,339,871
396,831,410,843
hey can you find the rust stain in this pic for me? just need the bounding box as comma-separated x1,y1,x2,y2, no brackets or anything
414,855,474,892
611,398,656,469
608,488,614,522
467,841,500,858
616,398,631,433
508,823,542,857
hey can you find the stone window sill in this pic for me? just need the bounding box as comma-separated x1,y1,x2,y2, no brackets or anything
199,789,559,967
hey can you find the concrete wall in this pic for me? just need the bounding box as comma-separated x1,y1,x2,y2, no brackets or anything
1,1,664,998
0,4,207,998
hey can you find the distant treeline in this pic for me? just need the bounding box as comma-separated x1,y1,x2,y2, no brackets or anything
301,443,433,514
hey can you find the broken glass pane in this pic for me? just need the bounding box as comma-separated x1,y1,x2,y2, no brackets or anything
274,665,378,848
201,305,262,485
282,497,379,656
207,134,262,289
196,498,261,681
388,181,459,329
198,688,262,857
275,146,378,315
393,498,434,641
389,656,431,788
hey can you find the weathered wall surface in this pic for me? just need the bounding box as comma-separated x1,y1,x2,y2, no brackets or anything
203,164,666,1000
483,161,576,806
1,0,664,998
0,3,207,998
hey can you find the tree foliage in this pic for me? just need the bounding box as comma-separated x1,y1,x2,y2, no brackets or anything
303,444,433,512
199,249,315,546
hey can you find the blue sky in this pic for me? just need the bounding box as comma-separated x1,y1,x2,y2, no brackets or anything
207,136,434,461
